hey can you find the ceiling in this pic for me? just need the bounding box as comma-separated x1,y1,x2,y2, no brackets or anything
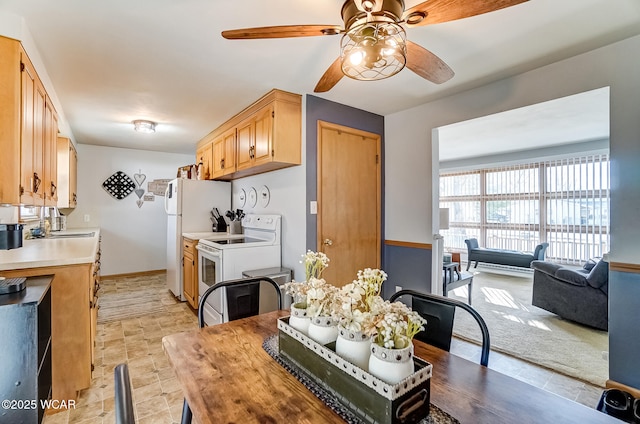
1,0,639,155
438,87,610,162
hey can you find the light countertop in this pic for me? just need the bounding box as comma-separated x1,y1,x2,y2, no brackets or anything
182,231,231,240
0,228,101,271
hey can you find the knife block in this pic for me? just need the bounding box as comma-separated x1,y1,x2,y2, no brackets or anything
213,217,227,232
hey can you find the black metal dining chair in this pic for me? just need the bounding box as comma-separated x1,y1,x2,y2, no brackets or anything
389,289,491,366
114,363,135,424
181,276,283,424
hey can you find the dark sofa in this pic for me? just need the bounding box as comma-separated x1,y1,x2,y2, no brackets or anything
464,238,549,271
531,259,609,331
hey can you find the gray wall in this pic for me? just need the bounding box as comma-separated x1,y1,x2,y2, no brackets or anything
385,34,640,389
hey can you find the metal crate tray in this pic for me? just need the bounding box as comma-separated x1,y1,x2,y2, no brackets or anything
276,317,444,424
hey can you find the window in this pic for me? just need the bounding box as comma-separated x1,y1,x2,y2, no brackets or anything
440,154,609,264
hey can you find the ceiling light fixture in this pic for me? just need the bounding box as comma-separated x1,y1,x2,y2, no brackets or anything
132,119,156,133
340,1,407,81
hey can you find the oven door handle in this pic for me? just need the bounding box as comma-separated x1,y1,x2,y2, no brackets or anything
196,245,222,257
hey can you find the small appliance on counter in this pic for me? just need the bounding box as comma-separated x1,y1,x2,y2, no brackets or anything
0,224,23,250
0,276,26,294
44,207,66,232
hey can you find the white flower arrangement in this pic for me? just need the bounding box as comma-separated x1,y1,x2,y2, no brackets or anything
283,250,332,308
284,252,428,349
333,268,388,334
370,300,427,349
305,277,339,317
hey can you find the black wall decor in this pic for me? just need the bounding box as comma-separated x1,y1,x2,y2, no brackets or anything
102,171,136,200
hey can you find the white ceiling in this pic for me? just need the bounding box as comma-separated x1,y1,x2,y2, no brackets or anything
1,0,639,155
438,87,610,161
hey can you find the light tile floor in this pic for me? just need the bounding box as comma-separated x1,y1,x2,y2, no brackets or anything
43,273,604,424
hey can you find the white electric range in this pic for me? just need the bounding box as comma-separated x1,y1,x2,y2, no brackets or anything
196,214,281,326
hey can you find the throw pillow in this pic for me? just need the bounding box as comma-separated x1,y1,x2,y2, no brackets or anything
583,258,598,272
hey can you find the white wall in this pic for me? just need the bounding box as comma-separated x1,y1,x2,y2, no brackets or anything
386,34,640,264
66,144,193,275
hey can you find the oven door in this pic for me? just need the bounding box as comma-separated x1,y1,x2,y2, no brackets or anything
196,245,224,326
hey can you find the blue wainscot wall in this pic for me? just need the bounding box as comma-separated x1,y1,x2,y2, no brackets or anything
382,242,433,300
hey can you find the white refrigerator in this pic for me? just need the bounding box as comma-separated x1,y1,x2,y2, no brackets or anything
164,178,230,300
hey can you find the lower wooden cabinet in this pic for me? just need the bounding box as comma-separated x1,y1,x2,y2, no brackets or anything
182,237,198,309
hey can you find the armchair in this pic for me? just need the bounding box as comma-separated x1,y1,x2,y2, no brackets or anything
531,258,608,331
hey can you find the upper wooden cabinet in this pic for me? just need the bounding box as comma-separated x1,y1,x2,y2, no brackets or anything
195,89,301,181
211,127,237,180
195,141,213,180
0,36,58,206
44,96,59,206
57,136,78,208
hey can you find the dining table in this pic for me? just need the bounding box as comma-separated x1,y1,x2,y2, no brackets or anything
162,310,617,424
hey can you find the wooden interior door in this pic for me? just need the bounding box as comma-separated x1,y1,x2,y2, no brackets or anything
317,121,381,286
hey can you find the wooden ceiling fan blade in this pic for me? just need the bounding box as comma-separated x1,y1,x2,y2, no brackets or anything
222,25,342,40
314,57,344,93
403,0,529,27
405,41,454,84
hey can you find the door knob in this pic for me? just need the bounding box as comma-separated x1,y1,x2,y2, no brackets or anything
323,238,333,246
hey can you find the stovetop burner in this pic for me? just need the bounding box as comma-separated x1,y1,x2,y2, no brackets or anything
210,237,264,245
0,277,27,295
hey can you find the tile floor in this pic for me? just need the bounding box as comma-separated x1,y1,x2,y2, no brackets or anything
43,273,604,424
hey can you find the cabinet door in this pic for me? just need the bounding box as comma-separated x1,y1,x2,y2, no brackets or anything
196,143,213,180
253,105,273,166
236,117,254,171
182,240,196,308
44,98,58,205
222,128,236,175
70,144,78,207
211,135,226,179
20,53,36,204
21,52,46,206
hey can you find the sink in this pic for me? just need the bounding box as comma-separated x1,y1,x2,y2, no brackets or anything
48,232,95,238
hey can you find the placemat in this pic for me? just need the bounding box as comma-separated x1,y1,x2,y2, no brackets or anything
263,335,459,424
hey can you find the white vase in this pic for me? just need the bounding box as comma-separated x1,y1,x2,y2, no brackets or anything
335,326,372,371
288,303,310,335
307,316,338,345
368,343,415,384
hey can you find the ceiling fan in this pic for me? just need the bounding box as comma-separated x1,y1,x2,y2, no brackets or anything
222,0,528,92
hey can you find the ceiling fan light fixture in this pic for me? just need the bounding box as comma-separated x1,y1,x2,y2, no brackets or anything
340,21,406,81
132,119,156,134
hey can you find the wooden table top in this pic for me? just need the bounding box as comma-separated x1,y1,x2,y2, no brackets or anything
162,310,616,424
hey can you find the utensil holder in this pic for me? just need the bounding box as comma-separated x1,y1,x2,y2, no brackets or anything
229,221,242,234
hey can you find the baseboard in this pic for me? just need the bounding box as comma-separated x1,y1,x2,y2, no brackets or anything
101,269,166,279
470,263,533,277
606,380,640,398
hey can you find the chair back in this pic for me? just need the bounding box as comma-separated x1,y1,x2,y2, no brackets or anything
411,297,456,351
198,276,282,328
389,289,491,366
114,363,135,424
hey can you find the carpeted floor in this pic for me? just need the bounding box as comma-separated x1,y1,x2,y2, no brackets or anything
449,270,609,387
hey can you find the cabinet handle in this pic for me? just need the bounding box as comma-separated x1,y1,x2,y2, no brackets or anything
51,182,57,196
33,173,41,193
323,238,333,246
220,158,225,169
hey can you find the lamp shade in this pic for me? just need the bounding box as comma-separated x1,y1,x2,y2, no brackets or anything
439,208,450,230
